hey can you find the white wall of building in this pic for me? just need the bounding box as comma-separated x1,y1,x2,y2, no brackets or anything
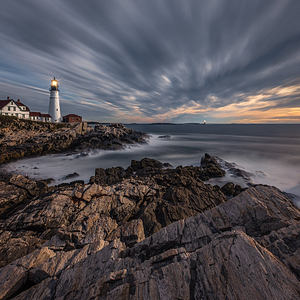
48,90,61,122
0,100,29,119
0,100,52,122
41,116,52,122
29,115,41,121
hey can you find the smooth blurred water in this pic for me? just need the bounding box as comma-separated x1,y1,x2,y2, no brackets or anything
3,124,300,202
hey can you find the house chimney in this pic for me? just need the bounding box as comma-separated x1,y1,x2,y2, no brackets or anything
17,99,20,103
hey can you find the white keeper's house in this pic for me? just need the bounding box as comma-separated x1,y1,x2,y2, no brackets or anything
0,97,52,122
1,79,80,123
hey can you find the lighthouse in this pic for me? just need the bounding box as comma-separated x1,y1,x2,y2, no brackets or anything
48,77,61,122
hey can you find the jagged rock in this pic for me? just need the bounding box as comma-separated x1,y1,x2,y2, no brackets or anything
0,145,299,299
62,172,79,180
220,159,253,182
200,153,226,179
9,174,48,197
107,219,145,247
0,161,226,267
0,181,27,218
72,123,147,151
93,167,128,185
0,174,48,218
0,117,147,164
0,231,45,268
0,186,299,299
89,161,134,184
200,153,218,167
221,182,244,197
0,156,228,270
93,155,226,186
131,158,163,170
0,119,90,164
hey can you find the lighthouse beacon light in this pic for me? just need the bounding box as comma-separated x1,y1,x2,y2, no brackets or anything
48,77,61,123
51,78,58,88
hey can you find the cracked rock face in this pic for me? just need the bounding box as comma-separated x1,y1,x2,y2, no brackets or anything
0,185,299,299
0,156,299,299
0,160,227,268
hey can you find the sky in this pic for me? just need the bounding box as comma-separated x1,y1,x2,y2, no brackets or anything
0,0,300,123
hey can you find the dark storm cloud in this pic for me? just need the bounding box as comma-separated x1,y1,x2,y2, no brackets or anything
0,0,300,122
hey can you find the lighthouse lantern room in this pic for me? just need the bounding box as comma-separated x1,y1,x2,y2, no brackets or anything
48,77,61,123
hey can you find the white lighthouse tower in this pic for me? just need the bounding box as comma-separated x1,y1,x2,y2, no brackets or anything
48,77,61,122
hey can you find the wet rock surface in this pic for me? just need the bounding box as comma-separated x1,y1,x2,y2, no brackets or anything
218,157,254,183
221,182,244,197
200,153,226,179
62,172,79,180
158,135,171,139
91,155,225,186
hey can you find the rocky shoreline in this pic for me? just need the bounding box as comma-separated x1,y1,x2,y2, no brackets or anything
0,116,147,165
0,118,299,299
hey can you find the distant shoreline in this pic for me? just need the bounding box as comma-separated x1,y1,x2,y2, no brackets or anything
86,122,300,125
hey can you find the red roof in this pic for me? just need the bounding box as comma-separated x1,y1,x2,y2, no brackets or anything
30,112,41,117
16,100,30,111
63,114,82,118
0,100,10,109
41,114,51,118
0,99,30,111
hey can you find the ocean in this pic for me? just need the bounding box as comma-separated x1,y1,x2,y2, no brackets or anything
4,124,300,203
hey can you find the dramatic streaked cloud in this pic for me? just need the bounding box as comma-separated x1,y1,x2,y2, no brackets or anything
0,0,300,123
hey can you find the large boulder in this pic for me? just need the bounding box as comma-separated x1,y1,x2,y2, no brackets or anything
92,167,128,185
200,153,226,179
131,158,164,170
221,182,244,197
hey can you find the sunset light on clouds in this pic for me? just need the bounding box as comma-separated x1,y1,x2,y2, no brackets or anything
0,0,300,123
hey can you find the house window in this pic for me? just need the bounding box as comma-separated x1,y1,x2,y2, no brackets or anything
8,107,10,111
13,107,16,111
